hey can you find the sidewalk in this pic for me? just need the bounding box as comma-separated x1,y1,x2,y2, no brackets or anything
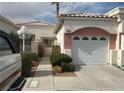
22,57,82,91
22,57,54,91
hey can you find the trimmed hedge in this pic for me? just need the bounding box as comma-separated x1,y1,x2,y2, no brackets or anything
21,52,32,77
31,53,39,62
61,62,75,72
50,53,72,66
9,31,21,51
68,63,75,72
21,52,39,77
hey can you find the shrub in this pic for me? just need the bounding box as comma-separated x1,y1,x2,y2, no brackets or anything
53,66,63,73
61,62,75,72
68,63,75,72
50,53,73,66
9,31,21,51
31,53,39,62
21,52,32,77
61,63,69,72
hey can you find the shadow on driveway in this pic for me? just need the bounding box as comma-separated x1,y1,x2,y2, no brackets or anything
75,65,86,72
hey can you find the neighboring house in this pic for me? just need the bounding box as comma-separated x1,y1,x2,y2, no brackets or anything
55,7,124,66
0,15,19,33
17,21,55,56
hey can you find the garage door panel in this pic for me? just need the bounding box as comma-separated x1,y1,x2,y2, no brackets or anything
72,36,108,65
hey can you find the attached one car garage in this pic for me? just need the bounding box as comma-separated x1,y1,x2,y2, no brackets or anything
63,27,116,65
72,35,108,65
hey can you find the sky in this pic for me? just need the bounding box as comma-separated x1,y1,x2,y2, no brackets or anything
0,2,124,24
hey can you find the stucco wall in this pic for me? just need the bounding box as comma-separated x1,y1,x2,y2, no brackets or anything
109,49,117,65
64,27,117,50
56,25,65,53
64,18,118,34
25,25,55,41
109,35,117,49
0,20,19,33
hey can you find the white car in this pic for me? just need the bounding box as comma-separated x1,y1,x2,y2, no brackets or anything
0,30,25,91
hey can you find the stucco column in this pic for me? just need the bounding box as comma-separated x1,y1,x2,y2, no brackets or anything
121,34,124,50
31,41,38,54
117,21,124,66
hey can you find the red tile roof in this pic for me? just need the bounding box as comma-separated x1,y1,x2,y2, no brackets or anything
58,13,117,19
17,21,55,27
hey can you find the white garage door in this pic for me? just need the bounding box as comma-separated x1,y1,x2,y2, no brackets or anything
72,36,108,65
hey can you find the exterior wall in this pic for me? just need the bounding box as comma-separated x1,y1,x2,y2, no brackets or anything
64,27,117,50
121,34,124,50
56,25,65,53
57,7,124,66
0,20,19,33
117,50,124,66
25,25,55,41
64,18,117,34
109,35,117,49
64,33,71,49
20,24,55,56
109,49,117,65
31,41,38,54
44,47,52,56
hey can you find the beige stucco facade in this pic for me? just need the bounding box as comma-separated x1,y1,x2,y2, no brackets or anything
55,7,124,66
17,21,55,41
0,15,19,33
17,21,55,56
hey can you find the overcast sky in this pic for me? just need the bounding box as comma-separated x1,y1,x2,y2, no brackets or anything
0,2,124,24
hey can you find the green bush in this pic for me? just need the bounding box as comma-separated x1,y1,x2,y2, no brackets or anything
61,62,75,72
9,31,21,51
61,63,69,71
50,53,72,66
53,65,63,73
31,53,39,62
21,52,32,77
68,63,75,72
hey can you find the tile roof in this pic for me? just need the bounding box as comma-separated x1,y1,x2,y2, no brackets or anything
17,21,55,27
58,12,117,19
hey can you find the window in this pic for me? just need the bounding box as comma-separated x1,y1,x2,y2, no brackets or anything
82,37,89,40
100,37,106,41
73,36,80,40
0,37,13,57
43,39,53,47
91,37,97,40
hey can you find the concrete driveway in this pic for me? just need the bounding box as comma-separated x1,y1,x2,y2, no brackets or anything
75,65,124,90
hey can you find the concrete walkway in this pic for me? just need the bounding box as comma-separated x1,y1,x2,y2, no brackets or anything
22,57,82,91
22,57,124,91
22,57,54,91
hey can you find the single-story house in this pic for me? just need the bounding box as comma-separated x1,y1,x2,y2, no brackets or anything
17,21,55,56
55,7,124,66
0,14,19,33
